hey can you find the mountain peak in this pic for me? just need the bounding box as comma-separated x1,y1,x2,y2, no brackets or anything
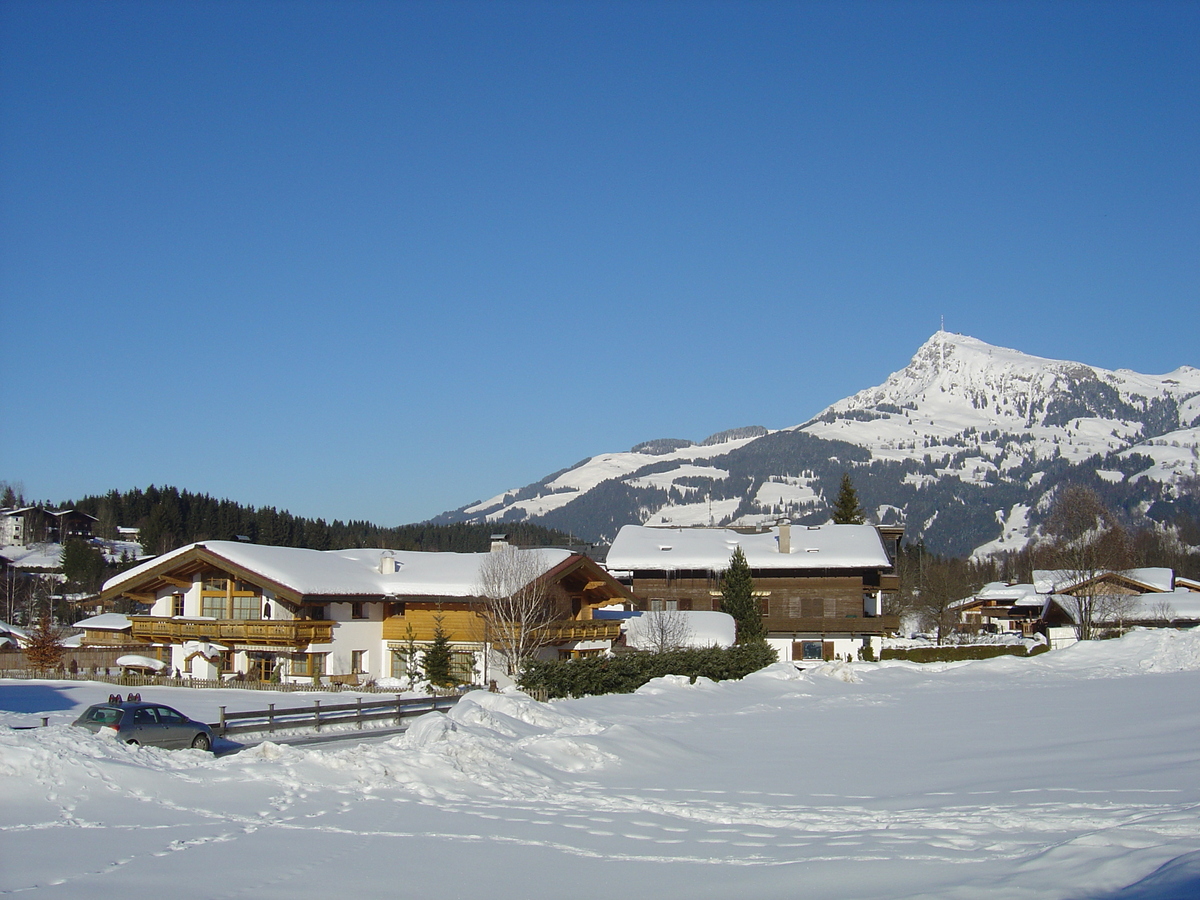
437,333,1199,557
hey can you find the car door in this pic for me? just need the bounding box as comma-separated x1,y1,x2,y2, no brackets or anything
129,706,166,746
154,706,189,748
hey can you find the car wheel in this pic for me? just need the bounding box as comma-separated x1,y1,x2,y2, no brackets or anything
191,733,212,752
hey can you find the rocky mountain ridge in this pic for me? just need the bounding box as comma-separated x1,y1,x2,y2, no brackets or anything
434,333,1200,557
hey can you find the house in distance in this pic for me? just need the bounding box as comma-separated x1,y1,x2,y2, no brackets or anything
604,521,901,662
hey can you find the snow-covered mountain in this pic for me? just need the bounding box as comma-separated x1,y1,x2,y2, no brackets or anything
435,333,1200,556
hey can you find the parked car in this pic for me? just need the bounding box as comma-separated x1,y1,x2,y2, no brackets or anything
72,700,214,751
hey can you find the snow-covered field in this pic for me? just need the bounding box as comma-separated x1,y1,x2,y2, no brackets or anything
5,630,1200,899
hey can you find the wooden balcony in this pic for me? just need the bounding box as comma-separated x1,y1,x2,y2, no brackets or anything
128,617,334,647
545,620,621,642
762,615,900,636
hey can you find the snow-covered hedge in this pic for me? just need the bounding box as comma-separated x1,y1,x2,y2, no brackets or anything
519,642,777,699
881,643,1050,663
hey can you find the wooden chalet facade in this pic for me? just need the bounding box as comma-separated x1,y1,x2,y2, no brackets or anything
604,522,902,662
1,506,97,545
99,540,632,685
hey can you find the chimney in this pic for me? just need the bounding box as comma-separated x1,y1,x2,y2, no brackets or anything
490,533,509,553
777,519,791,555
379,550,397,574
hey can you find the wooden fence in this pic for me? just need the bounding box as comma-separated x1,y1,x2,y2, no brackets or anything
0,647,147,675
212,694,461,736
0,667,463,695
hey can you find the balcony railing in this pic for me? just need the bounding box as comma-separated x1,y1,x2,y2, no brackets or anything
128,617,334,647
761,615,900,635
545,620,622,642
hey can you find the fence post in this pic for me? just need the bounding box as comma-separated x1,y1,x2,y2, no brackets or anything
268,702,275,734
313,699,321,732
396,694,403,725
219,706,226,736
356,697,362,730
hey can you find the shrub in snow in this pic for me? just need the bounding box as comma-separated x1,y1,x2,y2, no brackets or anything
881,643,1049,664
518,641,778,699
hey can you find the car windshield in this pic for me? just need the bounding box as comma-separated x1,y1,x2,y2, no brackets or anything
84,707,121,725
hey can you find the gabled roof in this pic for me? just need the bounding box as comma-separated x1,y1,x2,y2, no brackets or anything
606,523,891,572
1033,568,1174,595
100,540,587,604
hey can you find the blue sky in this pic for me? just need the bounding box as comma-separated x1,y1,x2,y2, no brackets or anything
2,0,1197,526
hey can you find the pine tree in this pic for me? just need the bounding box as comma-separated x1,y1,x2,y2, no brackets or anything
423,615,454,688
720,547,763,642
831,473,865,524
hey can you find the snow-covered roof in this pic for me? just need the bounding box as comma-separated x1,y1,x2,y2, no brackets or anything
1033,568,1175,595
103,541,574,599
0,619,28,639
0,543,63,569
115,654,167,671
605,523,891,571
75,613,132,632
951,582,1043,611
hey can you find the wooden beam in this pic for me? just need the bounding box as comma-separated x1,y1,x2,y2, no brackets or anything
124,592,156,603
161,576,192,589
582,581,606,591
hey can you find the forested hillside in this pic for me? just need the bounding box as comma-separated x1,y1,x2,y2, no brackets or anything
67,486,576,556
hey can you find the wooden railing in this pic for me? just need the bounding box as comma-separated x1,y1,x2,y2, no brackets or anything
128,617,334,647
545,620,622,642
761,615,900,635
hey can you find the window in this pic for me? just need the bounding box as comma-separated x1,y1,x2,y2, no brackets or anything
800,641,824,660
290,653,326,677
350,650,366,674
450,651,476,685
390,649,415,679
649,598,676,611
232,595,260,620
389,601,406,617
199,570,261,620
172,594,184,617
351,602,367,620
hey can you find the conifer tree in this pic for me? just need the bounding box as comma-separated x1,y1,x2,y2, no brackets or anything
423,615,455,687
720,547,763,642
23,614,65,674
831,473,865,524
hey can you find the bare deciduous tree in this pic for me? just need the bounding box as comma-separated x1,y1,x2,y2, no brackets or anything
913,561,974,645
475,545,558,675
1149,598,1176,625
1041,485,1132,641
637,609,695,653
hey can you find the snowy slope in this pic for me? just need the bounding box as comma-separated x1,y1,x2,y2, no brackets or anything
435,333,1200,556
5,628,1200,899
